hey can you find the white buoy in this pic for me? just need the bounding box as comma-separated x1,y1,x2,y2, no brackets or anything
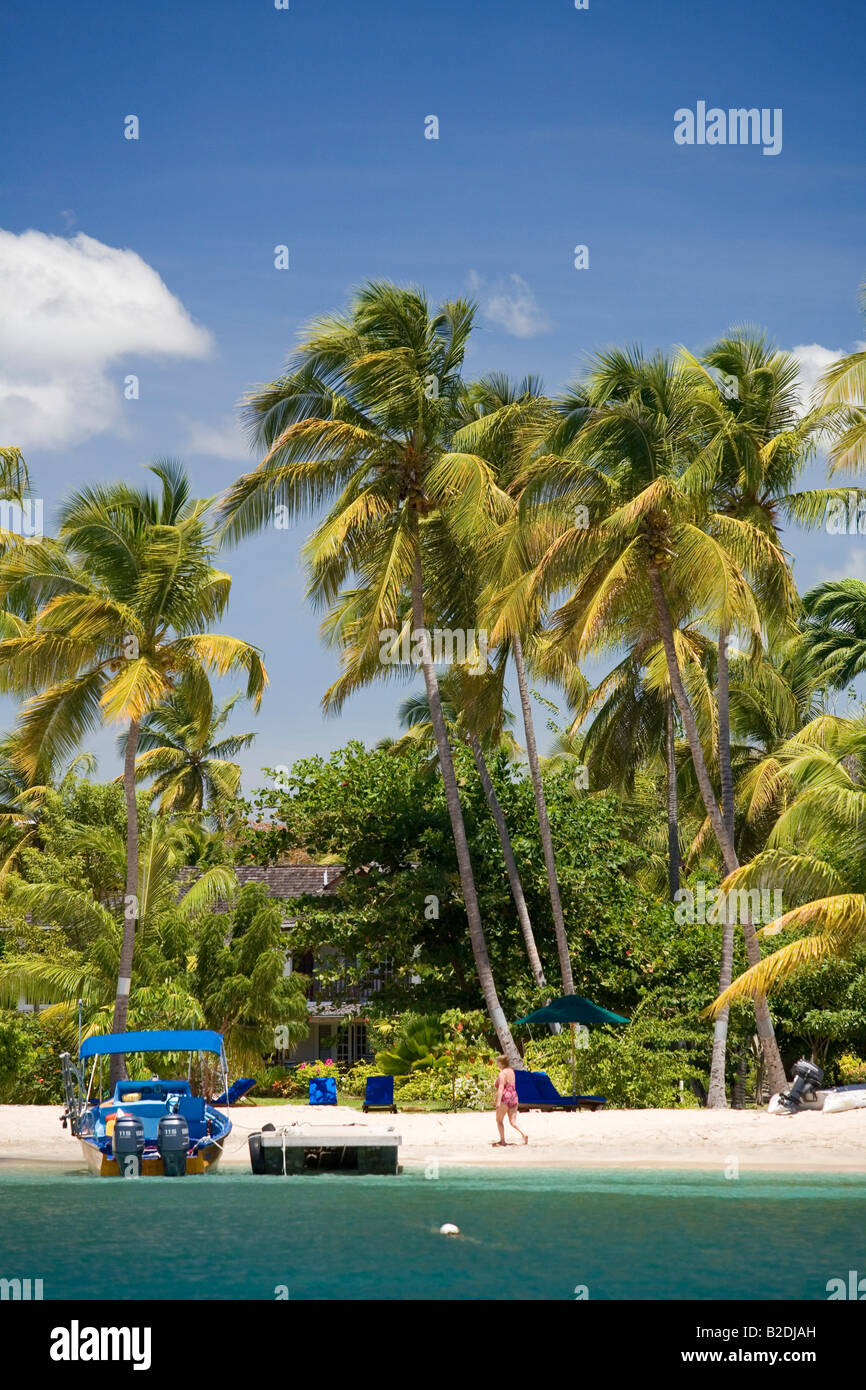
439,1222,460,1236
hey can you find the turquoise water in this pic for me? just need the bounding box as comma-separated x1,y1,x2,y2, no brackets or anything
0,1165,864,1299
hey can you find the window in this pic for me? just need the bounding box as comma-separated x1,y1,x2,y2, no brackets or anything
352,1022,368,1061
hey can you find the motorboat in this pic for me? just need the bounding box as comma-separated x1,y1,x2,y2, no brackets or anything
60,1029,232,1176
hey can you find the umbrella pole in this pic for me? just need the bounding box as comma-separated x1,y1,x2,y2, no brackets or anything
571,1023,576,1095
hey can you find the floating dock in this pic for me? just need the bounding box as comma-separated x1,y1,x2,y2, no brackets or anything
249,1127,401,1175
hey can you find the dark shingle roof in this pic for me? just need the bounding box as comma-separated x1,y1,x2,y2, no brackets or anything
174,863,342,913
232,865,342,898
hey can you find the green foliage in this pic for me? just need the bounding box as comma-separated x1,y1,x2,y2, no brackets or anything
838,1053,866,1084
0,1009,66,1103
769,945,866,1074
339,1059,377,1096
193,881,309,1073
0,810,311,1088
393,1064,497,1110
372,1007,498,1111
0,460,266,777
375,1013,443,1075
524,1017,707,1109
130,679,255,821
239,742,717,1033
259,1058,342,1099
12,778,152,928
0,804,238,1052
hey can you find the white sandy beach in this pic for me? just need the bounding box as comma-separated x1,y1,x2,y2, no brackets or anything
2,1103,865,1172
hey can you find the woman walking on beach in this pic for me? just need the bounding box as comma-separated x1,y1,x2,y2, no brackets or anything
494,1055,528,1145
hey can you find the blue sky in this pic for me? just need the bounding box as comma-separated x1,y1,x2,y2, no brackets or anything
1,0,865,788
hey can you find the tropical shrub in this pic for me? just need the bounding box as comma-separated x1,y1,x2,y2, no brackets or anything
297,1058,340,1082
0,1009,66,1103
393,1061,497,1110
339,1060,377,1096
194,883,309,1073
265,1058,341,1099
838,1053,866,1085
374,1014,443,1074
524,1018,706,1109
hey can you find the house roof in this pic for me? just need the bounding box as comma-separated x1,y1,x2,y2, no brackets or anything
233,865,343,898
176,863,343,907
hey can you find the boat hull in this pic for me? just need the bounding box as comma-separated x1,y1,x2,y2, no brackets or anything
80,1138,224,1177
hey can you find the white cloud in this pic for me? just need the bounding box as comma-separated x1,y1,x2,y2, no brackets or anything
814,543,866,584
468,270,551,338
0,229,213,450
791,342,845,411
181,415,251,462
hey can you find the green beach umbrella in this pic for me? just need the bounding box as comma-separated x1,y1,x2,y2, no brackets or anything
514,995,629,1093
514,995,630,1027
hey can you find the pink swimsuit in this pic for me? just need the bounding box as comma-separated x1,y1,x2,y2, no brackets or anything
500,1083,518,1109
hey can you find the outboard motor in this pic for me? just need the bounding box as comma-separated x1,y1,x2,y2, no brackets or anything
776,1059,824,1114
157,1113,189,1177
113,1115,145,1177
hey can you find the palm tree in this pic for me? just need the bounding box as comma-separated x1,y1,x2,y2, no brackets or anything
118,679,256,819
729,630,828,862
220,282,522,1064
800,579,866,687
0,448,30,521
563,630,715,901
683,331,841,1099
706,712,866,1013
194,881,309,1073
391,670,547,986
687,332,826,833
452,375,576,992
819,280,866,471
0,460,266,1082
493,347,788,1097
0,818,234,1045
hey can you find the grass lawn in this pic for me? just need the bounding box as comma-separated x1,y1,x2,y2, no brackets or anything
247,1094,460,1113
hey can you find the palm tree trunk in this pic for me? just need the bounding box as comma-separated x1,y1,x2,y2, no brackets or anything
512,633,575,994
647,566,786,1099
706,912,733,1108
468,731,547,987
717,628,786,1094
707,627,735,1106
648,566,735,872
410,553,522,1066
742,914,787,1096
110,717,140,1087
664,698,680,900
717,628,735,845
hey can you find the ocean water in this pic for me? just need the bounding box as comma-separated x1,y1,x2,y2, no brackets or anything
0,1165,863,1300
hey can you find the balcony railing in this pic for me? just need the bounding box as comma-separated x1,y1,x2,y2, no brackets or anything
305,968,393,1006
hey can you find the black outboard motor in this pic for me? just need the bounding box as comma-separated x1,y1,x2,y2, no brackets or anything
113,1115,145,1177
776,1059,824,1114
157,1113,189,1177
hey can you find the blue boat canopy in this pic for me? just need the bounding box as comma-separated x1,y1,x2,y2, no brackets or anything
80,1029,225,1059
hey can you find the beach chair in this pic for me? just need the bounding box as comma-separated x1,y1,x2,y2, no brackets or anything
362,1075,397,1113
211,1077,256,1106
309,1076,338,1106
516,1070,606,1112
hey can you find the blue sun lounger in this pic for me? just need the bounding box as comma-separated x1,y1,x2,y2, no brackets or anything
515,1070,606,1112
309,1076,338,1105
362,1075,397,1113
212,1077,256,1106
